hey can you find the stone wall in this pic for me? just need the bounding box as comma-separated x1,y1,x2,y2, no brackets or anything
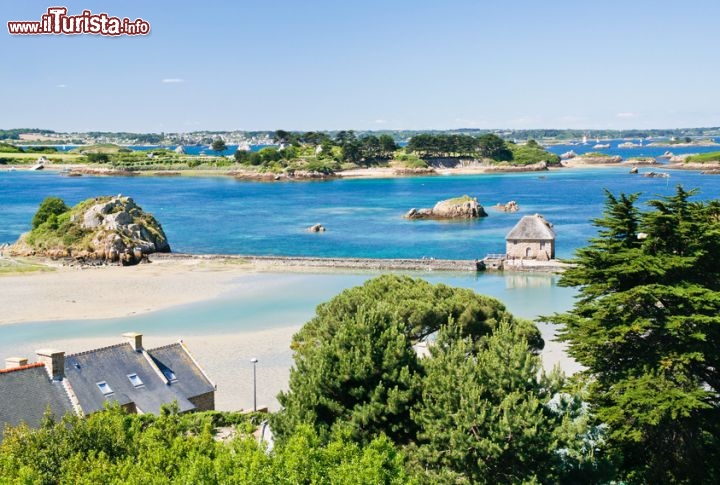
506,239,554,261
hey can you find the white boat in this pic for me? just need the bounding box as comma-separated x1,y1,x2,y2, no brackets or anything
593,143,610,149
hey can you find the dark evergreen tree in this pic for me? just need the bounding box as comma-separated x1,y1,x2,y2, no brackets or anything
410,321,563,484
272,275,543,447
547,186,720,483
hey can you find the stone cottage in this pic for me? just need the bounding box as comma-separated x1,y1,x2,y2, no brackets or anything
505,214,556,261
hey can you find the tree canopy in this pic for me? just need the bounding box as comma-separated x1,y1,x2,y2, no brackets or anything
0,405,409,484
546,186,720,483
31,196,69,229
272,275,602,483
211,138,227,153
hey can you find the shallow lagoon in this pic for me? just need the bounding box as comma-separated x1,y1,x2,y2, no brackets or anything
1,166,717,382
0,270,575,359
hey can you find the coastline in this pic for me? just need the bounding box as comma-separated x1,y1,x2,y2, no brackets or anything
0,255,581,411
4,156,720,179
0,253,566,326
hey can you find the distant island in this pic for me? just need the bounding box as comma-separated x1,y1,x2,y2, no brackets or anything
0,132,561,179
2,127,720,179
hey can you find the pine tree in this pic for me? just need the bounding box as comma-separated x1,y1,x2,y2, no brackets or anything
410,321,561,484
548,186,720,483
272,275,543,447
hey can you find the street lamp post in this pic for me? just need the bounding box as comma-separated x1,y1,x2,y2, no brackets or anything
250,357,258,412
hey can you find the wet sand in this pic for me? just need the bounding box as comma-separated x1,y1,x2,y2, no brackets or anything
0,256,580,411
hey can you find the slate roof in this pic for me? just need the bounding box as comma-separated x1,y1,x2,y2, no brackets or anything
148,342,215,400
64,343,196,415
0,363,74,438
506,214,556,241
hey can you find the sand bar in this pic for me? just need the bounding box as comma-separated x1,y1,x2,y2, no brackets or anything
0,255,580,411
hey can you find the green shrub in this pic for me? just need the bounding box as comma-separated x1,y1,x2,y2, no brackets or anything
86,153,110,163
32,197,69,229
0,143,23,153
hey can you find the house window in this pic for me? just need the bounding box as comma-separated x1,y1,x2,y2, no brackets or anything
127,373,144,387
96,381,113,395
540,242,545,250
162,369,177,382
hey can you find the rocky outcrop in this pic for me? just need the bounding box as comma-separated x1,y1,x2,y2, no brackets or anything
563,155,622,165
10,195,170,265
625,157,657,165
642,171,670,178
493,200,519,212
669,154,693,163
405,195,487,220
307,224,326,232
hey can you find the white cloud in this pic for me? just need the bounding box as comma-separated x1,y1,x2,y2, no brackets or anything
373,119,388,124
56,84,67,88
616,112,639,119
161,78,185,84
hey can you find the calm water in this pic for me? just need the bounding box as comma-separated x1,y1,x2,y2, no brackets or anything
0,271,574,359
2,166,720,259
1,165,719,355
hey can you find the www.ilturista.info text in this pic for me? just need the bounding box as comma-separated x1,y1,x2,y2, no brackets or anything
7,7,150,36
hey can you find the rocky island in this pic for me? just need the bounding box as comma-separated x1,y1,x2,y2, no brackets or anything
9,195,170,265
404,195,488,220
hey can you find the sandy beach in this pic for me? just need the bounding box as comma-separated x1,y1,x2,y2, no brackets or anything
0,256,580,412
0,257,253,324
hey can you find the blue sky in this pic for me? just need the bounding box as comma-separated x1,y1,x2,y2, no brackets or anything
2,0,719,132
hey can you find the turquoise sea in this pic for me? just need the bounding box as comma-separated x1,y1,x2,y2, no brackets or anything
1,158,720,359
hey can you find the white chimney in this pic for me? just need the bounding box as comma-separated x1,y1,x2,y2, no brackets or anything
36,349,65,380
123,332,143,351
5,357,28,369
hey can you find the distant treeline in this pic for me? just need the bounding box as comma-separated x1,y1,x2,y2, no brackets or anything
406,133,511,159
3,127,720,143
0,128,55,140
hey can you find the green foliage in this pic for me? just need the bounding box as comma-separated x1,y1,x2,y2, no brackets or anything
273,275,544,449
24,146,58,153
0,406,408,484
211,138,227,153
406,133,483,157
546,186,720,483
85,152,110,163
274,275,607,482
406,133,554,165
508,142,561,166
409,321,563,484
393,152,428,168
685,151,720,163
31,196,69,229
0,142,23,153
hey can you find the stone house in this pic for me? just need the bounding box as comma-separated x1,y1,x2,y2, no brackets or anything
505,214,556,261
0,333,215,441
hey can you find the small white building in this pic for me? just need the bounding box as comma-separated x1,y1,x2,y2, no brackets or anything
505,214,555,261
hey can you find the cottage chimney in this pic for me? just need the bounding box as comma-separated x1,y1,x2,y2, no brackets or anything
123,332,143,351
36,349,65,380
5,357,28,369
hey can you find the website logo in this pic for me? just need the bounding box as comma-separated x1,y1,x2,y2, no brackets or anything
8,7,150,36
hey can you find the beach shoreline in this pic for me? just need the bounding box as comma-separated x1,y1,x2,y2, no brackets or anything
0,254,580,411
